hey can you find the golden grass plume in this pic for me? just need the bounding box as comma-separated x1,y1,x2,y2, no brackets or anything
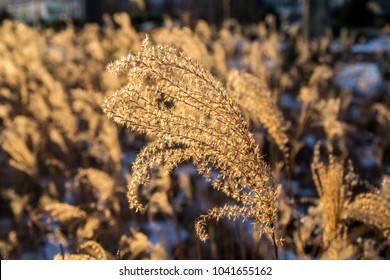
102,37,280,244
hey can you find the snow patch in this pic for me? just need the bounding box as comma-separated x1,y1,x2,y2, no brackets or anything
335,63,384,98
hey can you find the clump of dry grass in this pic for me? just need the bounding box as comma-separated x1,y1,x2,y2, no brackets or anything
342,175,390,238
152,26,212,70
0,115,44,177
54,240,107,260
227,70,290,165
311,143,390,259
1,14,389,260
43,200,87,224
297,65,333,131
118,228,167,260
343,193,390,238
0,127,38,177
76,168,116,203
315,97,348,152
311,142,346,248
102,37,280,249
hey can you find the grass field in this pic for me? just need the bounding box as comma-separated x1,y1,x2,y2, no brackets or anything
0,14,389,260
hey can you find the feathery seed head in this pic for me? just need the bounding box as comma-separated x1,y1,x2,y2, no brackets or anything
102,37,280,242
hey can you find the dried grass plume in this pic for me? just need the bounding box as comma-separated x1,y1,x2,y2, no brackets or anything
102,37,280,245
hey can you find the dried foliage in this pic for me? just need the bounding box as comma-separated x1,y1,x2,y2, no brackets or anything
152,27,212,70
118,229,166,260
343,193,390,237
55,240,107,260
43,200,87,224
311,142,346,247
227,70,290,165
1,14,389,260
311,143,390,259
102,37,280,244
76,168,116,203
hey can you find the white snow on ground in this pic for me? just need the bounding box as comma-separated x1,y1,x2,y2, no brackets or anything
351,36,390,53
335,63,384,97
357,146,379,169
330,35,390,54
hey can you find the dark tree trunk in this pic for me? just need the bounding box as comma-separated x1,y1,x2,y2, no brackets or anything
303,0,328,42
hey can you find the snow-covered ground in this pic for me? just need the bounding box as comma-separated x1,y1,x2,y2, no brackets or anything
335,63,384,98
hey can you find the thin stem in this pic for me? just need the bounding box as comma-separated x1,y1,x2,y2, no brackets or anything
272,231,279,260
60,244,65,260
